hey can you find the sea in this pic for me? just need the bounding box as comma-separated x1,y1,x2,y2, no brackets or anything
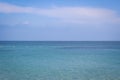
0,41,120,80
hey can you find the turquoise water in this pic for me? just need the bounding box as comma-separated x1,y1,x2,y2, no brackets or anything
0,41,120,80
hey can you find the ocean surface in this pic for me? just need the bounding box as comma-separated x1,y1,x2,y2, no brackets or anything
0,41,120,80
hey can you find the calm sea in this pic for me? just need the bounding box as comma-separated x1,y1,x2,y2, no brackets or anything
0,41,120,80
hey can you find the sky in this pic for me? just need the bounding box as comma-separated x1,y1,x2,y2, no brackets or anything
0,0,120,41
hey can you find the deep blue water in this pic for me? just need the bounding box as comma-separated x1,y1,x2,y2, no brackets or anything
0,41,120,80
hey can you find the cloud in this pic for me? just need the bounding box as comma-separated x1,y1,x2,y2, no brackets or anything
22,21,30,25
0,2,120,25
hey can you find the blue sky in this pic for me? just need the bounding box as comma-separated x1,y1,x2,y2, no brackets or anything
0,0,120,41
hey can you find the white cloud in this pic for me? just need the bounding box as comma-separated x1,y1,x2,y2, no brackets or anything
0,2,120,25
22,21,30,25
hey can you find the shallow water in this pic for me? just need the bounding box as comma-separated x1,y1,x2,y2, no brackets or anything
0,41,120,80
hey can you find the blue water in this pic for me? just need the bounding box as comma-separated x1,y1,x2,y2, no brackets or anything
0,41,120,80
